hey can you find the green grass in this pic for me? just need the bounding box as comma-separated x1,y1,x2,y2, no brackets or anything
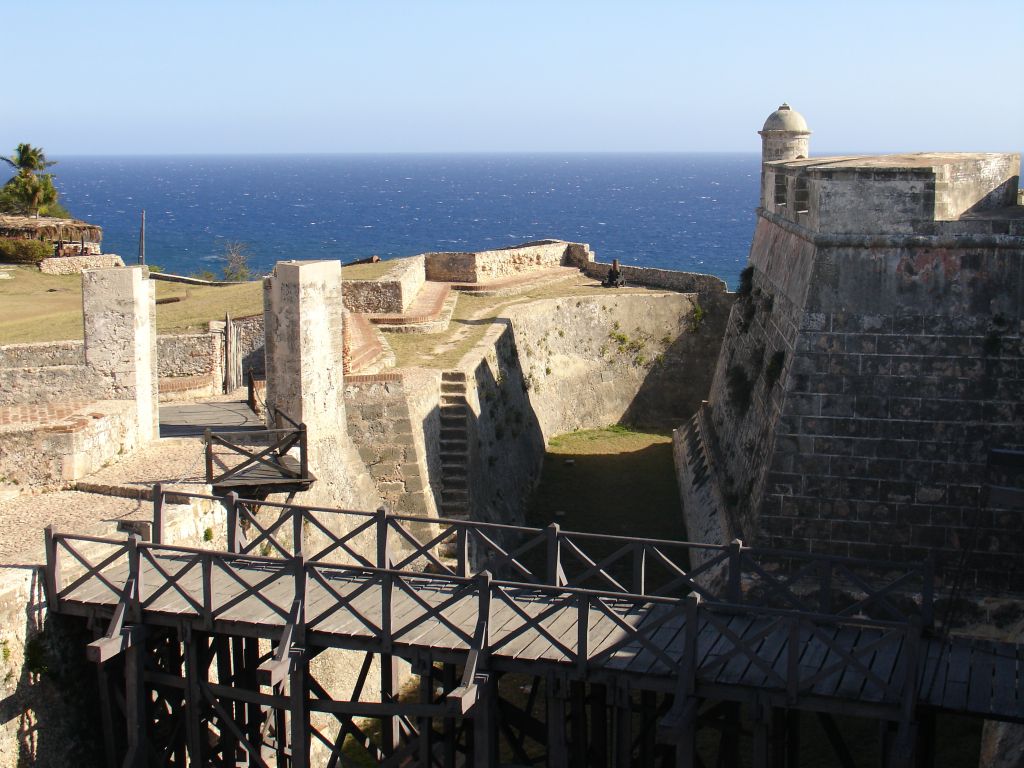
0,265,264,343
341,259,403,281
528,425,683,541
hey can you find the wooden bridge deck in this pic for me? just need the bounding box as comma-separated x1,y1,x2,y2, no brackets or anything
49,539,1024,724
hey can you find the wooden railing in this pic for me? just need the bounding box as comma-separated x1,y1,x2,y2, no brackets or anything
149,489,934,625
202,406,308,486
44,528,922,710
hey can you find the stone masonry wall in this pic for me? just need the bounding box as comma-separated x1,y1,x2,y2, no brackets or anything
584,262,729,295
344,372,439,521
505,292,728,440
0,341,84,369
424,241,592,283
0,400,138,486
342,256,425,314
700,212,1024,592
38,254,125,275
157,333,222,378
0,365,103,406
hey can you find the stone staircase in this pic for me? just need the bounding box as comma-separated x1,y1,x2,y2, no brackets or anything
439,371,471,519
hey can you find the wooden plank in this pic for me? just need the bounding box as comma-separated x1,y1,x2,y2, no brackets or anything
990,644,1019,717
941,641,972,713
918,639,947,705
739,617,790,691
967,641,996,717
860,630,903,703
810,626,861,698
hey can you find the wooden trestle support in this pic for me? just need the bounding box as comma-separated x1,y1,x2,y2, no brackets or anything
45,488,1020,767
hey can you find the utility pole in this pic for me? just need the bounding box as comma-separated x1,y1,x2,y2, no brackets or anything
138,209,146,265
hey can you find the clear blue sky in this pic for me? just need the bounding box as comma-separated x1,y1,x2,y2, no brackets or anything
6,0,1022,155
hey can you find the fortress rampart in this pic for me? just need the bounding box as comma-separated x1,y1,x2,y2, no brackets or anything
678,116,1024,593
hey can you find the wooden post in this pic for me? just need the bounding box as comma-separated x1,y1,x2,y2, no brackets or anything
123,626,147,768
443,662,457,768
152,483,164,544
546,523,562,586
727,539,744,603
299,423,309,480
204,428,214,483
640,690,656,764
577,592,590,675
590,683,608,767
473,672,498,768
202,556,213,629
633,542,646,595
376,506,391,569
922,557,935,628
457,525,469,577
128,534,143,622
291,499,303,557
819,557,832,614
44,525,60,610
547,675,568,767
183,629,205,764
419,665,434,766
787,617,801,704
752,700,770,768
614,684,632,767
225,491,239,553
570,681,588,768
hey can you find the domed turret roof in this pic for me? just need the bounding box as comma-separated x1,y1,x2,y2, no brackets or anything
761,103,809,133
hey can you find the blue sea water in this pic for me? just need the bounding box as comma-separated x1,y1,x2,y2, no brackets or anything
52,154,761,290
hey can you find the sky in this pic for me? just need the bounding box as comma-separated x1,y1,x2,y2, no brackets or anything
4,0,1022,155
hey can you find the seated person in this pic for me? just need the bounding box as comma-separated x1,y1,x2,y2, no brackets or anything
602,259,625,287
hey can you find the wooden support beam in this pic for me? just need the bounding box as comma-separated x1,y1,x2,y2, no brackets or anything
443,663,458,768
123,625,147,768
614,684,632,768
591,683,608,767
570,681,588,768
183,629,206,765
547,675,568,768
472,672,498,768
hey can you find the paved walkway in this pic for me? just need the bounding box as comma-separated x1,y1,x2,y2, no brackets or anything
159,400,264,438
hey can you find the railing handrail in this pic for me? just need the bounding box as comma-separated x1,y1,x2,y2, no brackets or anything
47,530,923,632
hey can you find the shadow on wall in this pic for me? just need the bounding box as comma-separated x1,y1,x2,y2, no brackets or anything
0,567,103,766
465,322,547,533
621,293,732,429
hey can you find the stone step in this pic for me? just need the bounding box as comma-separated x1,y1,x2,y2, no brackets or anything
442,371,466,382
442,488,469,501
441,382,465,393
440,407,467,418
440,443,468,454
440,425,465,436
441,395,468,406
440,420,466,431
443,476,468,490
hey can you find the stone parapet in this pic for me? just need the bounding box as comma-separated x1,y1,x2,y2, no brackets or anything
342,255,426,314
38,254,124,275
0,340,84,369
583,261,729,294
424,240,593,283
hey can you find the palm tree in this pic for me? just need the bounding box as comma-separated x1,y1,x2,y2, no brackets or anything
2,143,56,182
1,144,60,216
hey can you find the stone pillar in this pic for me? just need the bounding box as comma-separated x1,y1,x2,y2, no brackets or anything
264,260,380,511
82,266,158,443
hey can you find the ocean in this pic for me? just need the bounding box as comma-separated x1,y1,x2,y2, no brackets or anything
52,153,761,290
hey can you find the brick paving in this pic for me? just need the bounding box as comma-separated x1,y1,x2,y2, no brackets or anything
0,401,95,430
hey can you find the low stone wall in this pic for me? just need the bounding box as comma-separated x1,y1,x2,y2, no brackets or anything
38,254,125,275
0,400,139,487
158,333,222,379
424,240,593,283
344,371,439,521
342,256,425,314
0,365,103,406
584,261,729,295
0,341,84,369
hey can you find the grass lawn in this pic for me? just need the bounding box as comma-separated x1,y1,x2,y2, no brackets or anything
0,265,263,343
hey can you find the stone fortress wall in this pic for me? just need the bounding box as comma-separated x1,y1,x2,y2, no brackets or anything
677,104,1024,593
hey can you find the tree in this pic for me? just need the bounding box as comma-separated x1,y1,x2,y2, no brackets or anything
3,143,56,177
1,143,64,217
222,242,252,281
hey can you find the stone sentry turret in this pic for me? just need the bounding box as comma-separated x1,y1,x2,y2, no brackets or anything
758,103,811,209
